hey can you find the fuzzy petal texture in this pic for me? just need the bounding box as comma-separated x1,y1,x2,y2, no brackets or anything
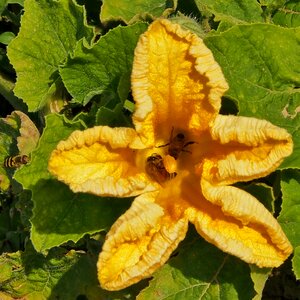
48,126,155,197
131,19,228,147
201,115,293,185
186,177,292,267
98,191,189,290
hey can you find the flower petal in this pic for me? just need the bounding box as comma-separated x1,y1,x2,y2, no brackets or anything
131,19,228,146
98,191,189,290
187,178,292,267
48,126,156,197
202,115,293,185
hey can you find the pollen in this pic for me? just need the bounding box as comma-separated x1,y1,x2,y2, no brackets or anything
163,155,177,174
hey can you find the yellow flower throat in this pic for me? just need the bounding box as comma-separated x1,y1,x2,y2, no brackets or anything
143,127,197,185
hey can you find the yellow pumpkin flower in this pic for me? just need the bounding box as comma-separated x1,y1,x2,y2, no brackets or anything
48,19,293,291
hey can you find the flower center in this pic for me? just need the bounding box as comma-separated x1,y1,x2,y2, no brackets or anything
144,128,197,185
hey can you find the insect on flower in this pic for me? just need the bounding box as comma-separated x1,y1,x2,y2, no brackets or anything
159,127,196,159
145,153,176,184
3,154,29,168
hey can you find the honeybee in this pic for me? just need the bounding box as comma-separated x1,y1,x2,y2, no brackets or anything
145,153,176,184
3,155,29,168
159,128,196,159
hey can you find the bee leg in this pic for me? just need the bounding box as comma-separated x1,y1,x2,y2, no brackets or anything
182,149,192,154
181,141,197,154
157,142,170,148
157,126,175,148
183,141,196,148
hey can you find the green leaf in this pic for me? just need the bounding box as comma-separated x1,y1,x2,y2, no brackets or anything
278,169,300,249
7,0,24,5
170,15,205,38
194,0,264,24
123,99,135,113
48,245,104,299
30,179,131,253
249,266,271,300
281,129,300,168
14,114,131,252
138,235,255,300
0,0,6,14
0,238,143,299
236,182,275,213
0,189,30,253
7,0,93,112
96,103,132,127
50,238,145,300
273,1,300,28
205,24,300,168
259,0,285,6
100,0,176,24
60,22,148,105
0,244,83,300
15,190,33,229
293,246,300,280
278,169,300,285
259,0,288,19
0,32,15,45
0,72,27,110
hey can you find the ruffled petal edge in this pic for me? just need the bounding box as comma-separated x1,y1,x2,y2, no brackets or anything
203,115,293,185
98,191,188,290
186,178,293,267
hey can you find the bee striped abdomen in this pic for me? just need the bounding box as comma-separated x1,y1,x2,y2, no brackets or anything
145,153,177,184
4,155,29,168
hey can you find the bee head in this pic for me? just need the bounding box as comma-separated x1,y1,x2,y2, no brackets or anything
176,133,185,141
147,153,162,162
